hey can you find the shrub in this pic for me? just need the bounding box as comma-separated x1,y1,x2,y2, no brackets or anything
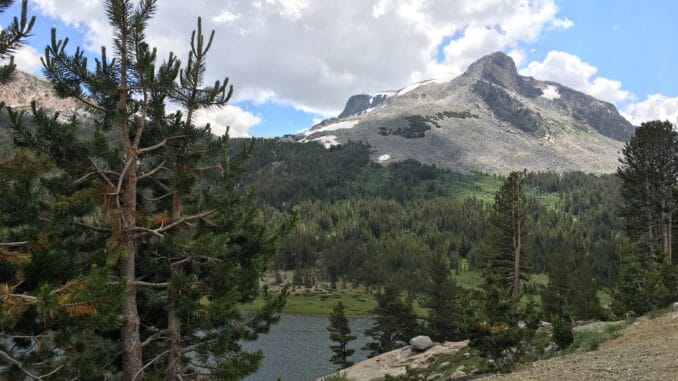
552,318,573,349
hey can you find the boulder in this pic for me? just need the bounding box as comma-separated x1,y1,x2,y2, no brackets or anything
672,302,678,312
410,335,435,351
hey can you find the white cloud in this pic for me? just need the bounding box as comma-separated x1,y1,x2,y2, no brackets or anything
194,105,261,137
622,94,678,126
3,45,42,73
522,50,678,126
213,9,240,24
507,48,526,67
30,0,573,117
32,0,112,51
551,18,574,30
521,51,633,104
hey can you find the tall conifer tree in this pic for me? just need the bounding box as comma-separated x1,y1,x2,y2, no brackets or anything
6,1,289,379
618,120,676,265
486,171,528,314
327,301,356,369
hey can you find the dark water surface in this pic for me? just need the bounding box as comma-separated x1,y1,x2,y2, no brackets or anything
243,314,373,381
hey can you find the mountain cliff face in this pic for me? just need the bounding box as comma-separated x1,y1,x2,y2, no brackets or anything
0,71,87,118
300,51,635,174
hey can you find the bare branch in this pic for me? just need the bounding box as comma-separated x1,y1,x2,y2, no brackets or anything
155,210,216,234
132,350,168,381
142,331,168,347
133,281,169,289
0,241,29,247
73,169,119,184
74,221,111,233
10,293,38,302
0,349,40,380
87,157,116,189
134,210,216,238
137,135,189,155
146,192,173,202
116,157,136,198
138,161,168,180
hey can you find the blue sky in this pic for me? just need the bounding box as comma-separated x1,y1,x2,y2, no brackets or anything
2,0,677,136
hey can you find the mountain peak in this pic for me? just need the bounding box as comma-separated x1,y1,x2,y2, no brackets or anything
465,51,519,89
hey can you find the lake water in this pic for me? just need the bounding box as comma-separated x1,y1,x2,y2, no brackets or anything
243,314,373,381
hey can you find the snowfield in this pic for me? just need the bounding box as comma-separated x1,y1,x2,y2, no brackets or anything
310,135,339,148
541,85,561,100
304,120,359,136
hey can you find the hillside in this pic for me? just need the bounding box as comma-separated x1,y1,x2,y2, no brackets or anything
488,310,678,381
298,52,635,174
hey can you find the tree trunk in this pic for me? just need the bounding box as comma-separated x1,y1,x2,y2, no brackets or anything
118,31,143,379
667,186,673,264
167,192,183,380
511,205,521,315
167,289,181,381
121,165,143,381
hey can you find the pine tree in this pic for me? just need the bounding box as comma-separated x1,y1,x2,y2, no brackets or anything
424,252,465,341
542,249,602,322
611,240,677,314
0,0,35,84
0,150,125,380
618,120,676,265
7,1,289,379
487,171,528,314
568,251,602,320
615,121,678,314
327,301,356,369
469,270,521,368
541,249,572,321
363,284,419,357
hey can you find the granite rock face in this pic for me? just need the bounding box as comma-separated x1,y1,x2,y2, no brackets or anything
338,93,392,118
299,51,635,174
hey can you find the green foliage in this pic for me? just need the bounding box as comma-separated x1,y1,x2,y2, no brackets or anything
552,318,573,349
486,171,528,313
327,301,357,369
1,1,291,379
364,285,420,357
612,240,678,315
423,252,468,341
567,324,628,353
469,271,521,361
542,249,603,322
378,115,433,138
617,120,676,265
0,0,35,84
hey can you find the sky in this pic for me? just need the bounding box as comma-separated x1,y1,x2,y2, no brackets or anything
1,0,677,137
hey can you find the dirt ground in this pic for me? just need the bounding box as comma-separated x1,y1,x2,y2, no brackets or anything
487,310,678,381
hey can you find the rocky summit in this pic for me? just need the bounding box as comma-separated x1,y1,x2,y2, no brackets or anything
298,51,635,174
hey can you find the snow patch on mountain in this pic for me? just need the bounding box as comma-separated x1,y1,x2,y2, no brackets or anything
303,120,359,136
541,85,561,100
310,135,339,148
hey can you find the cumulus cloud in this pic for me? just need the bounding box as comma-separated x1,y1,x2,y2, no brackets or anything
30,0,572,116
521,51,633,104
2,45,42,73
522,50,678,126
622,95,678,126
194,106,261,137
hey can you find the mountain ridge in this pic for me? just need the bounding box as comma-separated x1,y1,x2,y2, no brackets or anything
300,51,634,174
